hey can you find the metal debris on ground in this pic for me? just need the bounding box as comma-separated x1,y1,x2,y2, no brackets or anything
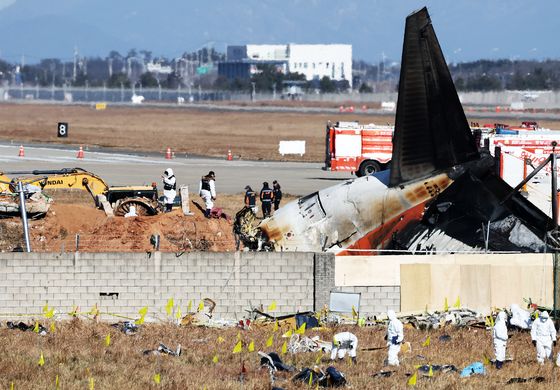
397,309,483,330
111,321,138,335
417,364,457,375
292,366,347,388
6,321,47,335
180,298,216,326
506,376,545,385
143,343,182,356
287,334,330,354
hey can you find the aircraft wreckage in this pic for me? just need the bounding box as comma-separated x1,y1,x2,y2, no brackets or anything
234,7,556,255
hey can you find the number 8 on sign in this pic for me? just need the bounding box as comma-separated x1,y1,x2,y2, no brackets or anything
57,122,68,137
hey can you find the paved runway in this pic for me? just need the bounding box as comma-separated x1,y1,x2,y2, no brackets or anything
0,142,353,195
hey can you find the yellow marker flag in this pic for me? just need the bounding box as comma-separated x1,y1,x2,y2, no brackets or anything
315,353,322,365
273,321,279,332
281,341,287,354
175,307,182,321
10,382,14,390
165,298,174,316
89,304,99,317
43,302,49,314
266,335,274,347
248,340,255,352
453,297,461,309
295,322,306,335
308,372,313,386
55,375,60,390
135,306,148,325
422,336,430,347
428,365,433,377
69,305,79,317
217,336,225,344
45,307,55,319
187,300,192,312
483,354,490,366
153,373,161,384
38,352,45,367
268,300,277,312
89,377,94,390
282,329,293,338
50,322,56,333
198,301,204,312
33,321,39,333
232,341,243,354
105,334,111,347
407,371,417,386
212,354,219,363
443,297,449,312
351,305,358,318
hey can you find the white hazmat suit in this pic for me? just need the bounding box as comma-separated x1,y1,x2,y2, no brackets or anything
198,172,216,217
386,310,404,366
492,311,508,368
530,310,557,364
330,332,358,362
162,168,177,212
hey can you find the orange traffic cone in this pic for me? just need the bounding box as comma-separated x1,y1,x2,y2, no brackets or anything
18,145,25,157
165,147,172,159
226,147,233,161
77,146,84,159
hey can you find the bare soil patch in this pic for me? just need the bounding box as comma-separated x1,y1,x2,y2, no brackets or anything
2,103,556,162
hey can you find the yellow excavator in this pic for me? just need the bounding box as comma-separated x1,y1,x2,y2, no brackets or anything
0,167,161,216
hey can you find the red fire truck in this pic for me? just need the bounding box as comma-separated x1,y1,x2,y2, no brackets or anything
324,121,394,176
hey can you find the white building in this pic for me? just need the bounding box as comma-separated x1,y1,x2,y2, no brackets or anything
226,44,352,88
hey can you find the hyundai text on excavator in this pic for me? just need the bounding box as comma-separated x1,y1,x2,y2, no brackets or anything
0,167,160,217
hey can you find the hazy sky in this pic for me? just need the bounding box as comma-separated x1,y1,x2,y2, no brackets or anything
0,0,557,63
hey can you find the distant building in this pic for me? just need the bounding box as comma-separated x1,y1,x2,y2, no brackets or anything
219,44,352,88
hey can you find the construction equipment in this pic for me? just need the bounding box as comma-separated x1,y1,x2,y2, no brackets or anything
0,167,160,217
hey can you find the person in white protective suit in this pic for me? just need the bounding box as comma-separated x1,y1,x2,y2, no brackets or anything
530,310,557,364
161,168,177,212
386,310,404,366
330,332,358,364
198,171,216,218
493,311,508,369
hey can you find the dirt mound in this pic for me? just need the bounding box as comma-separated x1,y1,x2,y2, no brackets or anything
8,202,236,253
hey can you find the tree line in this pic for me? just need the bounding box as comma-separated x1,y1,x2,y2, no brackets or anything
1,50,559,92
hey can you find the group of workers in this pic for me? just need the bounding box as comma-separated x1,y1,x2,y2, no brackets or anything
244,180,282,218
493,309,558,367
327,309,559,369
162,168,282,219
162,169,217,218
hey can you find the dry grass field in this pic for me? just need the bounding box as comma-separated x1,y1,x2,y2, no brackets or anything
0,320,557,389
1,102,559,162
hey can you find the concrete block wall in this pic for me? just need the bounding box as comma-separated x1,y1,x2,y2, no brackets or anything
334,286,400,315
0,252,317,321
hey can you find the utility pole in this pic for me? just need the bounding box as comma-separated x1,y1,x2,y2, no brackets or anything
73,46,78,82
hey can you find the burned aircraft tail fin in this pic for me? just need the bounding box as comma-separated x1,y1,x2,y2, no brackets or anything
389,7,480,187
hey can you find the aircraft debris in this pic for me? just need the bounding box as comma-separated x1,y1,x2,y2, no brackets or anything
237,7,554,255
143,343,182,356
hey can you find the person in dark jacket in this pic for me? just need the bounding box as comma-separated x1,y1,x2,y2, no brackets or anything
259,182,274,218
272,180,282,211
244,185,257,214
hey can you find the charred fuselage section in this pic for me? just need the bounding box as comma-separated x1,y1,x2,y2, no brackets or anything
235,7,555,254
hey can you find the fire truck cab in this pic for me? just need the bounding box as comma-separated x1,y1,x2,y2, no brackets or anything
324,121,394,177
